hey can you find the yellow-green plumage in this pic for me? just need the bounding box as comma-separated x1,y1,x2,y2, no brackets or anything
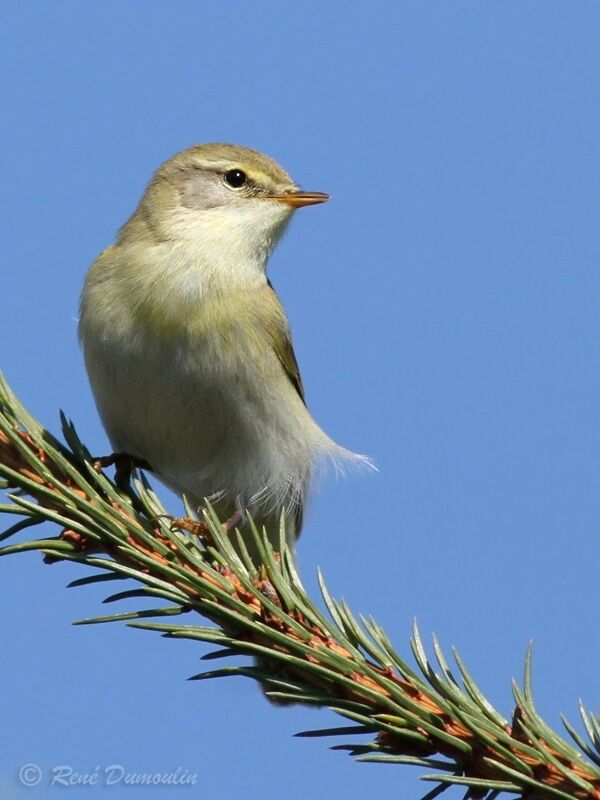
79,143,367,559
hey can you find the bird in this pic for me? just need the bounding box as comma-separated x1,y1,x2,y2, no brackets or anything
79,143,369,562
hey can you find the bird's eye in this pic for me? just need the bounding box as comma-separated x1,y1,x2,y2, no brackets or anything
224,169,247,188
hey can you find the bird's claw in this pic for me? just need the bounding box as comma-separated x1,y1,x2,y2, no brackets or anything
93,452,152,490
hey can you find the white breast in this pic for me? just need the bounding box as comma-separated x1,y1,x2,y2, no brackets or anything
80,230,368,531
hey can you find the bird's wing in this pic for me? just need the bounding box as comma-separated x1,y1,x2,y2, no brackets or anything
263,280,308,538
265,280,306,406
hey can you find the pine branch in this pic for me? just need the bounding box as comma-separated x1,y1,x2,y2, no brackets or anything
0,370,598,800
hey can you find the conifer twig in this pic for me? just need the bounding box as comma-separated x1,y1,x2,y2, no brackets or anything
0,370,598,800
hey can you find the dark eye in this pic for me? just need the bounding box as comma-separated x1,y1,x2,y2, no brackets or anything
224,169,247,188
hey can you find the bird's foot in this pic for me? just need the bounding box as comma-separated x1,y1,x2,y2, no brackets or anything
161,515,211,540
93,452,152,490
162,509,245,545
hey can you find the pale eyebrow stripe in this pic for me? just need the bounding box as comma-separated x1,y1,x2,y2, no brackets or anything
193,160,277,187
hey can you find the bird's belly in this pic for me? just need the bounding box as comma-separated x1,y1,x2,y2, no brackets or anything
84,326,309,511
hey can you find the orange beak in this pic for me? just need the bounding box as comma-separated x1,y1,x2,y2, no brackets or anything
269,190,330,208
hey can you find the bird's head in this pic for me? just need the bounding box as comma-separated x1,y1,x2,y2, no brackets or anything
119,143,328,274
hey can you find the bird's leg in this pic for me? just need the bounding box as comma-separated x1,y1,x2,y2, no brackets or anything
93,452,153,491
223,509,245,531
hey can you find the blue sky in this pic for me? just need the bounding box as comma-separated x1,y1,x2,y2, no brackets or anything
1,2,600,798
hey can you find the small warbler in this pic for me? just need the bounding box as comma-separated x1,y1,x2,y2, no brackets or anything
79,143,368,559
